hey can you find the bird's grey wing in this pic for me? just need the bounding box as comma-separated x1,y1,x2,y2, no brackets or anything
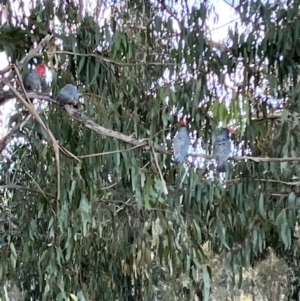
213,139,221,160
24,72,40,91
213,136,231,172
224,139,231,158
173,133,190,163
57,90,77,105
57,91,70,103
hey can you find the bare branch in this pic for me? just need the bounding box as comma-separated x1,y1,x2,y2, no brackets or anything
17,34,54,69
189,152,300,163
0,90,54,105
46,50,178,67
0,185,55,198
2,90,300,164
152,147,168,195
64,104,169,154
0,114,31,154
225,177,300,187
2,78,62,201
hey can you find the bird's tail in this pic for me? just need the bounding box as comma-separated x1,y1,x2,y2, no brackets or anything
217,161,227,173
174,153,185,164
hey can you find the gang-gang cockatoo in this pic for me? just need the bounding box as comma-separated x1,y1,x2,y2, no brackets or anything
173,120,190,164
56,84,81,106
213,127,234,172
23,64,47,92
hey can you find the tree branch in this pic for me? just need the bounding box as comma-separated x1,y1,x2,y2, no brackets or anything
64,105,169,154
46,50,178,67
17,34,54,69
0,185,55,198
0,114,31,154
225,177,300,187
2,91,300,164
0,90,53,104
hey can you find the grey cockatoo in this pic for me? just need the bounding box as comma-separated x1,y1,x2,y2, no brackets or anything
173,120,190,163
56,84,81,106
213,127,233,172
23,64,47,92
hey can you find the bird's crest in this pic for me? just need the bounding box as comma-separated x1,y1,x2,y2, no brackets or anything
226,125,235,134
36,64,47,76
179,120,187,127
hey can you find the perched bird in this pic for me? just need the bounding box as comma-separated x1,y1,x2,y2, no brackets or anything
56,84,81,106
173,120,190,163
213,127,233,173
23,64,47,92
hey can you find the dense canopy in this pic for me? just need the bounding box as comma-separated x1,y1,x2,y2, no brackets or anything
0,0,299,300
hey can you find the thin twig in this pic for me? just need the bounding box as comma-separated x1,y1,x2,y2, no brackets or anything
225,178,300,186
24,170,48,200
63,104,168,153
100,182,118,190
0,185,56,198
189,152,300,163
46,51,177,67
0,87,80,162
152,147,168,195
78,144,144,158
250,275,265,301
3,90,300,164
1,77,62,201
0,115,31,153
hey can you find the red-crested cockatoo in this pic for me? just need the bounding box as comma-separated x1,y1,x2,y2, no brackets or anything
23,64,47,92
56,84,81,106
213,126,234,172
173,120,190,164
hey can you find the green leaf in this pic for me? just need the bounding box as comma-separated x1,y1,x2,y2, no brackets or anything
77,56,85,74
259,192,266,219
70,293,78,301
90,61,100,84
202,265,211,301
217,221,231,250
275,210,286,229
79,193,91,236
9,242,17,271
288,192,296,207
144,176,153,210
280,222,291,250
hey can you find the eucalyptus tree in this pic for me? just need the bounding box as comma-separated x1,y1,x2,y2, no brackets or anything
0,0,299,300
